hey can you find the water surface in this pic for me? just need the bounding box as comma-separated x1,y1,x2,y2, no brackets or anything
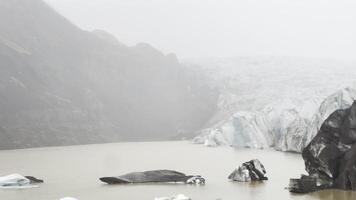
0,141,355,200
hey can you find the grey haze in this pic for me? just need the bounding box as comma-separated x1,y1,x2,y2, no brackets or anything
0,0,217,149
46,0,356,60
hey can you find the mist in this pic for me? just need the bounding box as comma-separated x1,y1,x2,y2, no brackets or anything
45,0,356,60
2,0,356,199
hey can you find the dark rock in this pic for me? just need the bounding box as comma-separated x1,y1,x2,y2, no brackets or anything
25,176,44,184
290,101,356,193
228,159,268,182
100,170,205,185
288,175,318,193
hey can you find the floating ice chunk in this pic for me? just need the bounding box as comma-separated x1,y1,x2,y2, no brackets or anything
155,194,191,200
0,174,30,187
60,197,78,200
228,159,268,182
0,174,40,188
0,174,44,189
100,170,205,185
186,176,205,185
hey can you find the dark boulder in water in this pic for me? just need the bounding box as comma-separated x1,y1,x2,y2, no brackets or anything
228,159,268,182
289,101,356,193
288,175,318,193
100,170,205,185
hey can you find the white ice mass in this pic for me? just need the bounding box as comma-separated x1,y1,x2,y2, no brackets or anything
155,194,191,200
228,159,267,182
0,174,36,189
194,87,356,152
188,57,356,152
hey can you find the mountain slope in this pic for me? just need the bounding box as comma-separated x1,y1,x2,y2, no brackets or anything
0,0,217,149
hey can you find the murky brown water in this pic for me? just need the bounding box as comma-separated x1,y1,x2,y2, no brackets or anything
0,141,355,200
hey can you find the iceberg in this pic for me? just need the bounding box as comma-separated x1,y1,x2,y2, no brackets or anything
100,170,205,185
228,159,268,182
0,174,43,188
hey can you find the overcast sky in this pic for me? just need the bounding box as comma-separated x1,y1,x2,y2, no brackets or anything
45,0,356,60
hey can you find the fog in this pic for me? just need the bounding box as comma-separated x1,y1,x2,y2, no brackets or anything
1,0,356,150
45,0,356,60
2,1,356,198
0,0,217,149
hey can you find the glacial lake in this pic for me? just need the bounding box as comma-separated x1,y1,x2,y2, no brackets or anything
0,141,355,200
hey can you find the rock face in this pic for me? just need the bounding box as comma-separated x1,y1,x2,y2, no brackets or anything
302,87,356,152
194,87,356,152
100,170,205,185
288,175,318,193
290,101,356,193
228,159,268,182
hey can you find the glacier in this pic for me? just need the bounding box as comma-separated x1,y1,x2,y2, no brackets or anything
187,57,356,153
193,87,356,152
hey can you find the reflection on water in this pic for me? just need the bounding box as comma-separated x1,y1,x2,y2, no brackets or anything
309,190,356,200
0,141,355,200
290,190,356,200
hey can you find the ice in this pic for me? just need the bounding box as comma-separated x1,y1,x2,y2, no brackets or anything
194,87,356,152
0,174,32,188
155,194,191,200
60,197,78,200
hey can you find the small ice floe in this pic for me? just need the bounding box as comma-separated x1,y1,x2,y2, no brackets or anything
154,194,191,200
228,159,268,182
0,174,43,189
186,176,205,185
60,197,78,200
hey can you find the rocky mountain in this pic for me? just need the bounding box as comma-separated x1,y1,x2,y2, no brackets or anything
0,0,218,149
190,57,356,152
